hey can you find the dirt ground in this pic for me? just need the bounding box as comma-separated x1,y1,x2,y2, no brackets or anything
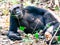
0,6,60,45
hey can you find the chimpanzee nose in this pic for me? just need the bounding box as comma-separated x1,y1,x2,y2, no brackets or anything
15,8,21,15
15,8,24,19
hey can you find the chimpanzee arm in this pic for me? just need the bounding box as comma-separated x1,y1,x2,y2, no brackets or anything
24,6,47,15
44,11,58,24
9,15,19,33
9,4,21,33
43,11,59,35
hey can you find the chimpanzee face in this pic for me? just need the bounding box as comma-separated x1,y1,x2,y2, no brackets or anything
13,7,23,18
14,7,21,15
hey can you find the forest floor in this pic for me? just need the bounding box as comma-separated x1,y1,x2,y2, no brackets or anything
0,10,60,45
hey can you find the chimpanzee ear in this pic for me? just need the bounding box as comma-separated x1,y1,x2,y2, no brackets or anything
9,9,11,13
9,8,15,15
21,9,25,15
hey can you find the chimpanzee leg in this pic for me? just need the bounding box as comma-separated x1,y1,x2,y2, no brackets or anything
45,23,60,44
7,16,22,40
44,12,57,24
43,11,58,34
43,11,58,32
44,11,59,44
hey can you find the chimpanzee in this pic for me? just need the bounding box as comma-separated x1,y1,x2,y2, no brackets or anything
7,4,59,42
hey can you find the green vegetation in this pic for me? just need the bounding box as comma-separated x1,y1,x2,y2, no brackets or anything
19,26,25,31
55,6,59,10
58,36,60,43
34,33,39,39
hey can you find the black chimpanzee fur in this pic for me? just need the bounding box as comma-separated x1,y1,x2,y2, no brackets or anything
7,4,59,41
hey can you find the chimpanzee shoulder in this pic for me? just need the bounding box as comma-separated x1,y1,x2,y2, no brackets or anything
24,6,47,15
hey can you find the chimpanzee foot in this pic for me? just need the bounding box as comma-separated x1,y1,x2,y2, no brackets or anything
7,31,22,41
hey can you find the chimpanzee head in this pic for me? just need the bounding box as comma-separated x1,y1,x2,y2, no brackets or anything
9,4,23,19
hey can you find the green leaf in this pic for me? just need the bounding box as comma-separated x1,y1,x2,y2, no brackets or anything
46,23,51,28
19,26,25,31
48,23,51,26
58,36,60,41
34,33,39,39
57,36,60,43
55,6,59,10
